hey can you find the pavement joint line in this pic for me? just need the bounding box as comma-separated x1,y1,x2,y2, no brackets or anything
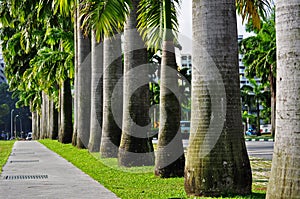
9,160,39,163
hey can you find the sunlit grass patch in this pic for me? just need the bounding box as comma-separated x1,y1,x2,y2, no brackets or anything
0,140,15,174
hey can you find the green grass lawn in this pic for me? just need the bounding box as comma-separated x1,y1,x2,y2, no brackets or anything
0,140,15,174
245,133,274,140
39,139,268,199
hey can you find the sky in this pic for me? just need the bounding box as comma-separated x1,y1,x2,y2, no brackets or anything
177,1,254,55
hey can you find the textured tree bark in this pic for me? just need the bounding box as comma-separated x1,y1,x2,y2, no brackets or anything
155,0,185,178
59,78,73,143
76,2,91,148
266,1,300,198
155,40,185,178
72,0,79,147
184,0,252,196
118,0,155,167
36,112,41,140
100,35,123,158
31,111,38,140
40,92,49,139
88,31,103,152
49,99,58,140
269,69,276,137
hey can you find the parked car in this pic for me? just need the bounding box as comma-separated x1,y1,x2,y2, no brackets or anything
26,132,32,140
245,128,257,136
260,124,272,134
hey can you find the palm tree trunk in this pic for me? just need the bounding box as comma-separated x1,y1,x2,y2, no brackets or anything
49,99,58,140
41,92,49,139
36,112,41,139
100,35,123,158
76,2,91,148
266,1,300,198
59,78,73,143
269,69,276,137
32,111,38,140
118,0,155,167
184,0,252,196
256,97,260,135
155,0,185,178
72,0,79,147
88,31,103,152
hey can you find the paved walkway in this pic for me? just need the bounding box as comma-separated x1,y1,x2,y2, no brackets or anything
0,141,119,199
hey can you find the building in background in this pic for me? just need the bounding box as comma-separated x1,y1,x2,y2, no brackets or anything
0,52,7,83
180,54,192,77
238,35,260,88
180,54,192,68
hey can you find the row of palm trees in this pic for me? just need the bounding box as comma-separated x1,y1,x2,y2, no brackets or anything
1,0,299,198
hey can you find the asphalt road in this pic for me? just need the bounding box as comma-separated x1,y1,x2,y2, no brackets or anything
181,139,274,160
245,141,274,160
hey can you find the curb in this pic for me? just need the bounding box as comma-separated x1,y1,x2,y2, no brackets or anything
245,138,274,142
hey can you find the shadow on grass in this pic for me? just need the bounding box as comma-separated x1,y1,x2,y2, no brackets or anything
249,192,266,199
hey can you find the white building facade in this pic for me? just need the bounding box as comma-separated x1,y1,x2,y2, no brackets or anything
238,35,260,88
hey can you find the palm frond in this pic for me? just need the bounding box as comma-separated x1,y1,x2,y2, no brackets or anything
236,0,273,30
137,0,181,51
80,0,131,41
52,0,75,16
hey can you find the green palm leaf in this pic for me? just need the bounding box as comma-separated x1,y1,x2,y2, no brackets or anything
80,0,131,41
137,0,180,50
236,0,273,29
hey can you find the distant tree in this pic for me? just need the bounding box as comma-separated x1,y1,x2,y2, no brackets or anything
241,79,269,134
0,104,9,126
239,13,276,136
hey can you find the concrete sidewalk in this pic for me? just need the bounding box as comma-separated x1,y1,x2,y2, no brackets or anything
0,141,119,199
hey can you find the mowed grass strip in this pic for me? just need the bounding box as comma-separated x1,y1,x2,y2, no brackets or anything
39,139,266,199
0,140,15,174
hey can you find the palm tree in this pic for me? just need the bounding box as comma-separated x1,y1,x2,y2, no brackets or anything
80,0,130,157
40,92,49,139
118,0,155,167
72,0,79,147
99,35,123,158
59,78,74,143
88,31,103,152
184,0,252,196
31,109,39,140
155,0,185,178
266,1,300,198
49,99,58,140
1,0,75,142
138,0,185,177
76,0,91,148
